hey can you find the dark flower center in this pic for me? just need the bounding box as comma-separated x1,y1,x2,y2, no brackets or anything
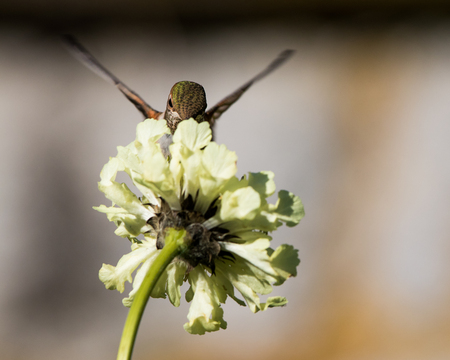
146,196,232,274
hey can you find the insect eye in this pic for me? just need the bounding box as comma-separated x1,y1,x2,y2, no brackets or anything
168,97,173,108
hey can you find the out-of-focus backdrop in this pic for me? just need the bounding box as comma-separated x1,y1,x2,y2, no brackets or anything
1,2,450,360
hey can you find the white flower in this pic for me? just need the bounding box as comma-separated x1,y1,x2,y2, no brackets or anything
95,119,304,335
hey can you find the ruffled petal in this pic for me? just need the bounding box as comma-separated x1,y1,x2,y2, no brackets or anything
99,241,156,293
221,190,305,233
268,244,300,285
135,118,170,146
166,261,188,307
184,266,227,335
97,157,154,220
248,171,276,198
215,239,300,312
215,259,270,313
134,141,180,210
176,147,203,201
99,157,124,186
258,296,288,312
203,186,261,229
219,238,279,278
122,246,160,307
268,190,305,227
195,142,238,214
93,205,152,238
172,120,212,151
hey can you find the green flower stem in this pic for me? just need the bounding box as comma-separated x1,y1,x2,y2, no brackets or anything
117,229,189,360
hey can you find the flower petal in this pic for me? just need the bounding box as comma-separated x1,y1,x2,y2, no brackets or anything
258,296,288,312
94,205,152,238
224,190,305,233
134,141,180,209
248,171,276,198
122,247,161,307
98,181,154,220
268,244,300,285
97,156,154,220
219,238,279,278
184,266,226,334
215,259,270,313
204,187,261,229
99,241,156,293
215,239,299,311
195,142,238,214
99,157,124,186
177,147,203,201
270,190,305,227
115,145,160,206
172,119,212,151
222,187,261,220
166,261,188,307
135,118,170,145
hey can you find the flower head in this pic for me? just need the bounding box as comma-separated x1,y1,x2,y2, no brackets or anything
95,119,304,335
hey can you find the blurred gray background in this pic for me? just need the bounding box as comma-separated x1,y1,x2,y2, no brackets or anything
1,1,450,360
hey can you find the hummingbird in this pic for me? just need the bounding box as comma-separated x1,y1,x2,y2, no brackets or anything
63,35,294,137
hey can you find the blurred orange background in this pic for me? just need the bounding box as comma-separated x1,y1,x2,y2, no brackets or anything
0,2,449,360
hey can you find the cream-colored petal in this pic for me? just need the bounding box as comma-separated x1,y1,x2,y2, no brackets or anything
172,119,211,151
195,142,238,214
183,266,226,334
99,242,156,293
